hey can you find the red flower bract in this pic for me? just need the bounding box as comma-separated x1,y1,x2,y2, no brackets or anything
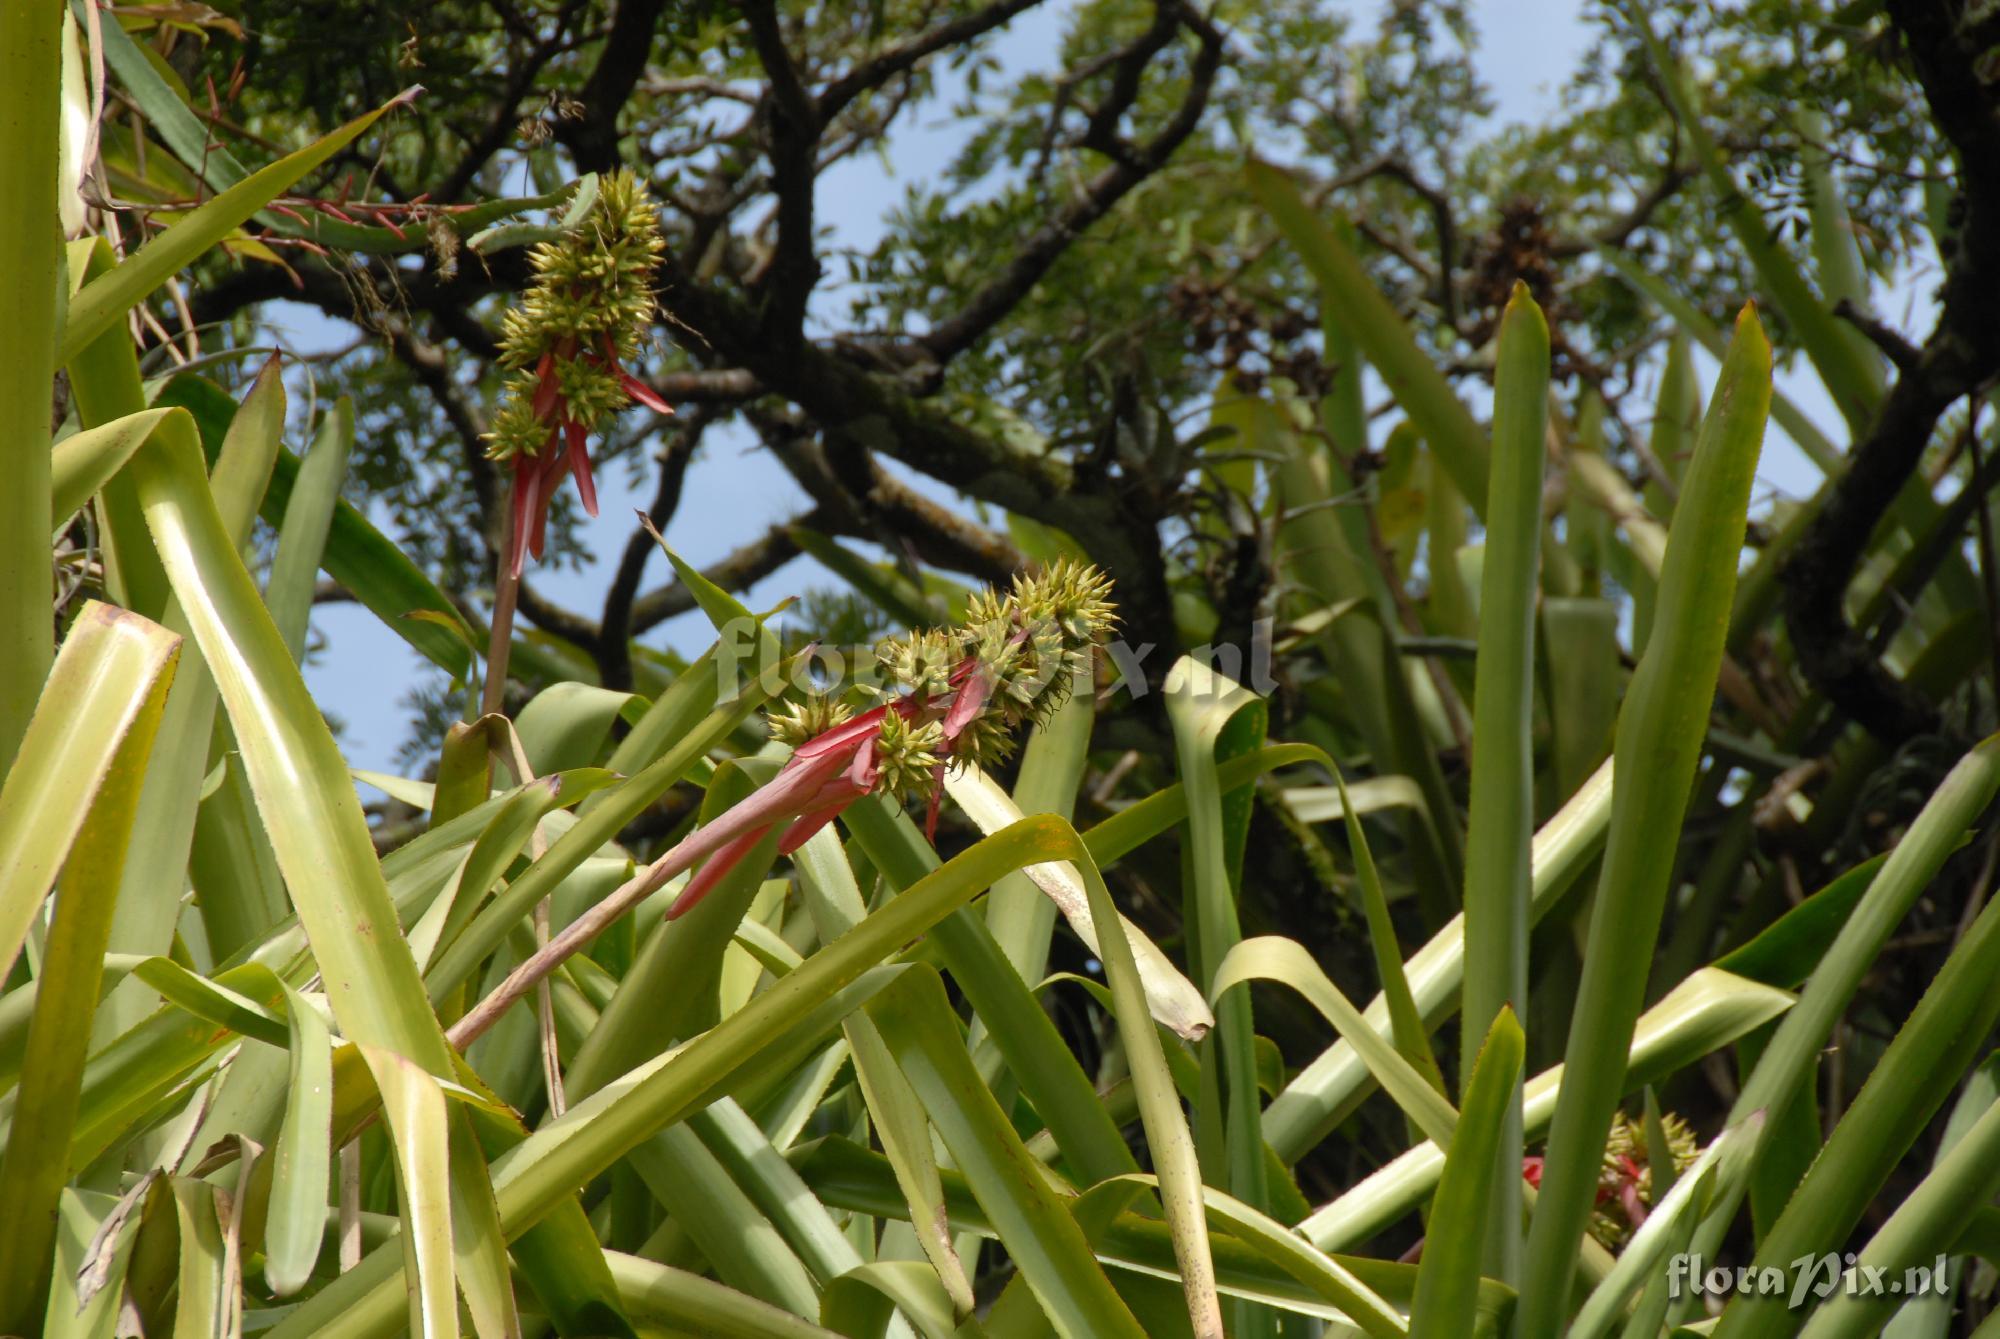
503,345,669,577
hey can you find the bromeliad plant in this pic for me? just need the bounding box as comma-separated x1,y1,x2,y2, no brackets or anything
11,11,2000,1339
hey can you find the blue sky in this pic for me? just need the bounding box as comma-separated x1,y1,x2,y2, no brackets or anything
275,0,1879,777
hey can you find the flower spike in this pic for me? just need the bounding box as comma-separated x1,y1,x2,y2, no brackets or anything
482,170,670,575
657,562,1120,921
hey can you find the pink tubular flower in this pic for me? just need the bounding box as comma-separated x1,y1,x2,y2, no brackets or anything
503,340,667,577
662,706,890,918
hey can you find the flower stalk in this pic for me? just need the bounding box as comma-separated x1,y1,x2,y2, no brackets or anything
479,170,669,717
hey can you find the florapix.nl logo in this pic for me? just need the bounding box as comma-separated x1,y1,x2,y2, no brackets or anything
706,615,1282,706
1667,1253,1951,1308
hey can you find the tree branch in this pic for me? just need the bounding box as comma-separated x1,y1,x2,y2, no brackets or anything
741,0,824,346
1781,0,2000,743
435,1,586,203
554,0,669,172
1548,161,1697,259
1327,154,1461,325
657,248,1177,651
818,0,1046,122
755,414,1025,583
514,575,603,649
1834,297,1923,374
918,0,1223,362
649,368,762,401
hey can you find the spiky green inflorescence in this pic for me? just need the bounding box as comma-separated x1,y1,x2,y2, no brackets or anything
928,558,1117,749
765,562,1118,805
1587,1110,1701,1248
767,694,851,749
873,711,945,801
874,627,967,700
482,170,666,462
949,708,1019,773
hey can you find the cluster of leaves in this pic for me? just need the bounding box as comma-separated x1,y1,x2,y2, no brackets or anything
12,1,2000,1337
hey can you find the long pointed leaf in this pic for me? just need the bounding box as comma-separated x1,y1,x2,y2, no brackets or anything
1247,160,1489,514
360,1045,458,1339
0,0,62,766
268,398,355,663
1519,307,1771,1330
1459,284,1547,1282
1072,842,1221,1337
0,606,178,1331
0,603,181,988
59,91,416,364
865,965,1149,1339
264,985,333,1297
1411,1010,1524,1338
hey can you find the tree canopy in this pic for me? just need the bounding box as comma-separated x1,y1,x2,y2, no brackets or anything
157,0,1966,709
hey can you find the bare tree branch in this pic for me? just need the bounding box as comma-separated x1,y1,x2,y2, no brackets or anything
555,0,669,172
742,0,823,343
918,0,1223,362
649,368,762,401
1326,154,1461,324
755,414,1025,583
818,0,1046,122
1834,297,1923,374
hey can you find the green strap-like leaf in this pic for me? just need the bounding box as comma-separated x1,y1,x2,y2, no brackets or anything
1410,1010,1524,1338
843,1011,977,1317
265,985,333,1297
1163,653,1272,1310
865,966,1149,1339
0,605,179,1331
1264,758,1613,1162
269,818,1118,1339
1458,284,1547,1283
59,90,417,364
86,6,572,257
1520,309,1773,1330
1298,967,1794,1255
0,603,181,989
360,1045,459,1339
268,398,355,663
0,0,63,768
1248,160,1489,516
1337,763,1447,1101
1622,5,1879,434
50,408,177,528
1710,744,2000,1338
1212,937,1460,1150
1071,846,1223,1338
